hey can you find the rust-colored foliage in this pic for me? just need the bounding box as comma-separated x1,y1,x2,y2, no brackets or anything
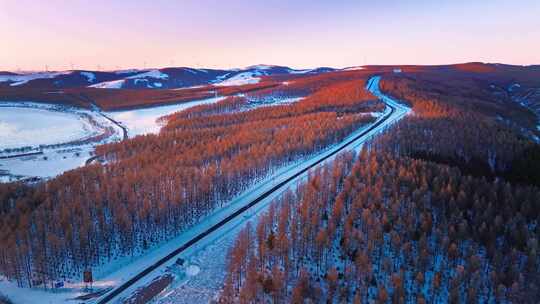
0,74,380,287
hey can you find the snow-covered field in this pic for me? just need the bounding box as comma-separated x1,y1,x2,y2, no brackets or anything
0,147,92,183
214,71,261,86
89,69,168,89
0,107,95,150
0,102,123,182
0,71,70,86
106,96,225,137
88,79,126,89
0,97,227,182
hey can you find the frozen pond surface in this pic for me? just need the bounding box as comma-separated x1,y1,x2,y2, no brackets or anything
106,96,225,137
0,97,226,182
0,102,121,182
0,107,94,150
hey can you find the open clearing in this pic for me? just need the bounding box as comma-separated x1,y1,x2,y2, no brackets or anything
0,106,99,150
105,96,225,137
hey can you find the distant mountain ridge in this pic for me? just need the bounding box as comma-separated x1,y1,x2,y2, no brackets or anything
3,62,538,91
0,65,337,90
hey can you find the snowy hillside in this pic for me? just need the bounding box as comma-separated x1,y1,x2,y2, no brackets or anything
0,65,336,90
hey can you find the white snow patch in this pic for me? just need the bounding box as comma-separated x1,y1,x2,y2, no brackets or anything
89,70,168,89
288,68,315,74
246,64,274,70
213,73,231,83
214,72,260,86
88,79,126,89
343,66,365,71
127,69,168,80
185,265,200,276
0,107,94,150
0,71,69,86
0,148,91,181
172,85,206,91
0,102,123,182
106,96,225,137
80,71,96,82
508,83,521,92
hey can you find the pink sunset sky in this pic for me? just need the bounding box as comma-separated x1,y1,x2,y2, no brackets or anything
1,0,539,71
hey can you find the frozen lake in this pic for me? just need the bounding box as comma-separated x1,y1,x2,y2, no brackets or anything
106,96,225,137
0,97,226,182
0,107,94,150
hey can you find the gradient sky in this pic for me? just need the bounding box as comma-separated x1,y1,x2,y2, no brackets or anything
1,0,539,71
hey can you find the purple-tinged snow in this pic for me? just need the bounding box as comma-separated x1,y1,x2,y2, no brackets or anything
89,69,168,89
0,71,70,86
80,71,96,82
342,66,365,71
213,71,261,86
0,102,122,182
105,96,225,137
88,79,126,89
126,69,169,80
0,107,95,150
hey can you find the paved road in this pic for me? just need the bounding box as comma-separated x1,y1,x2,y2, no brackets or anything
77,94,129,165
96,76,410,303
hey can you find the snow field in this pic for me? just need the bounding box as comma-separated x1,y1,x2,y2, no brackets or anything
214,71,261,86
89,69,168,89
0,96,227,182
0,71,70,86
88,79,126,89
0,107,94,150
105,96,226,137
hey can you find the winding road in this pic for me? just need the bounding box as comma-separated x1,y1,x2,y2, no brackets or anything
79,95,129,165
95,76,410,303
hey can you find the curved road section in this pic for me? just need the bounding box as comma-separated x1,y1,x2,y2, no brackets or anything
96,76,410,303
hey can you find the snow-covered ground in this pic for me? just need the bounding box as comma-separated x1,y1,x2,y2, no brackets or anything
126,69,168,80
80,71,96,83
0,102,122,182
0,107,95,150
89,69,168,89
342,66,365,71
213,71,261,86
88,79,126,89
105,96,225,137
0,71,70,86
0,96,229,182
0,147,92,182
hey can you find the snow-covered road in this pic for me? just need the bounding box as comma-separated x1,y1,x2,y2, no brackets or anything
94,76,411,304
